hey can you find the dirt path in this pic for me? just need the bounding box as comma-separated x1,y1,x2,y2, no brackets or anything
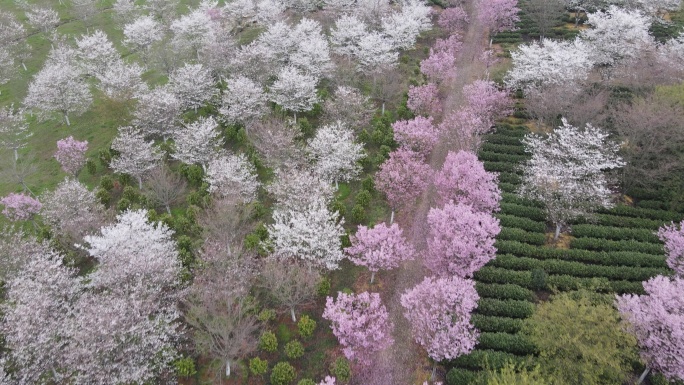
359,2,489,384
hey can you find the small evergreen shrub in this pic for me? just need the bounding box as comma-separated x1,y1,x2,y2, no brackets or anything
259,331,278,353
285,340,304,359
270,362,296,385
249,357,268,377
297,315,317,339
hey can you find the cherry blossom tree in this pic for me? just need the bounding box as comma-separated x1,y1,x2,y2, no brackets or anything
269,66,320,122
205,153,260,202
426,202,500,277
75,30,121,77
0,193,41,221
123,16,164,63
407,83,442,117
0,11,29,72
505,38,594,93
392,117,440,157
133,86,182,140
247,118,304,169
289,19,334,80
345,222,415,283
375,148,433,223
219,76,268,125
438,6,469,32
25,6,60,36
400,276,480,367
307,121,365,188
259,259,320,322
1,249,81,384
322,86,375,130
518,119,625,240
168,63,218,111
439,107,492,151
319,377,337,385
330,15,368,57
322,291,394,366
420,38,459,83
581,6,654,67
54,137,88,176
616,275,684,383
110,126,163,189
268,167,336,210
95,61,147,101
0,105,30,163
0,228,49,285
144,165,188,215
24,60,92,126
381,0,432,50
435,151,501,212
170,7,215,60
356,32,398,74
462,80,512,125
267,196,345,270
477,0,521,46
657,220,684,277
172,117,223,169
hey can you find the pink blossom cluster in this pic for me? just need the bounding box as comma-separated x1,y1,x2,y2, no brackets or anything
437,7,469,32
391,116,441,156
407,83,442,117
420,35,462,82
345,222,415,283
434,150,501,212
657,220,684,277
375,147,433,211
55,136,89,176
322,291,394,366
0,193,41,221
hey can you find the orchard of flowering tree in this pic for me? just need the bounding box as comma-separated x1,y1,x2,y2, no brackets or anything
1,0,684,384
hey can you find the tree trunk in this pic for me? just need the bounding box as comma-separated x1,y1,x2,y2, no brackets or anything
294,111,297,124
165,204,171,215
21,61,27,71
381,102,385,115
554,223,561,241
290,307,297,323
335,179,339,190
370,271,376,284
489,37,493,47
430,363,436,381
13,148,18,162
390,209,394,224
64,113,71,126
225,360,231,377
636,368,650,385
138,176,143,190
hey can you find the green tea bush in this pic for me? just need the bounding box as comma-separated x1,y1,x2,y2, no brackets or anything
475,267,533,287
297,315,317,339
482,161,522,174
497,172,522,185
173,357,197,378
571,224,661,243
477,299,535,319
477,332,537,355
448,349,526,371
496,214,546,233
500,193,545,208
574,214,664,229
297,380,316,385
478,151,529,163
446,368,480,385
317,277,331,297
259,331,278,352
481,142,528,155
636,200,668,210
475,282,535,301
600,205,682,221
499,182,518,193
257,309,277,323
570,238,664,255
249,357,268,376
355,190,372,207
330,357,352,383
500,203,547,222
484,134,524,146
285,340,304,359
472,314,525,334
270,362,296,385
350,204,366,223
497,228,546,246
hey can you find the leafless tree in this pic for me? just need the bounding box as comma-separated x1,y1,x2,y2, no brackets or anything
525,84,609,129
246,117,305,169
322,86,375,132
0,151,37,195
258,259,320,322
523,0,566,38
612,92,684,189
198,198,255,252
368,66,404,114
144,165,187,214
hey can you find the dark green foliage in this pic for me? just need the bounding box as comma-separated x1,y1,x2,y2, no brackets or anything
497,228,546,246
483,161,522,174
471,315,524,334
497,172,522,185
495,214,546,233
478,151,529,163
500,193,545,208
600,205,682,222
330,357,352,383
448,349,527,371
350,204,366,223
85,159,96,174
259,331,278,353
285,340,305,359
122,185,141,203
297,315,316,339
98,148,112,167
499,182,519,194
331,200,346,218
636,200,669,210
355,190,372,207
446,368,480,385
477,333,537,356
116,197,131,212
298,118,314,139
499,203,547,222
117,173,134,187
574,214,664,230
475,267,533,287
99,175,114,191
297,380,316,385
95,189,111,205
317,277,331,297
362,176,375,192
476,283,535,301
484,134,525,146
477,299,535,319
270,362,296,385
480,142,528,156
530,268,547,291
569,237,664,255
571,224,661,243
258,309,277,323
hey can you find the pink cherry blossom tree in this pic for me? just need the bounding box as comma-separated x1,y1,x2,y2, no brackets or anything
434,151,501,212
437,6,469,33
426,202,500,277
420,49,457,83
616,275,684,382
322,291,394,366
476,0,520,46
400,275,480,373
657,220,684,277
375,148,433,223
345,222,415,283
0,193,41,221
407,83,442,117
439,108,490,151
392,116,440,157
462,80,513,126
54,136,88,176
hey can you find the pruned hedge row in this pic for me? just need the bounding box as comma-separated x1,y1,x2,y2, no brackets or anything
484,134,524,146
498,228,546,246
483,161,522,174
571,224,661,244
498,172,522,185
636,200,669,211
477,332,537,356
446,368,479,385
500,203,547,222
574,214,665,230
479,151,529,164
447,349,527,371
501,192,545,209
496,214,546,233
494,124,529,137
570,237,664,255
471,315,524,334
475,267,648,294
491,254,668,282
499,182,518,193
599,205,682,222
477,298,535,319
481,142,528,156
476,282,535,301
495,240,667,268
